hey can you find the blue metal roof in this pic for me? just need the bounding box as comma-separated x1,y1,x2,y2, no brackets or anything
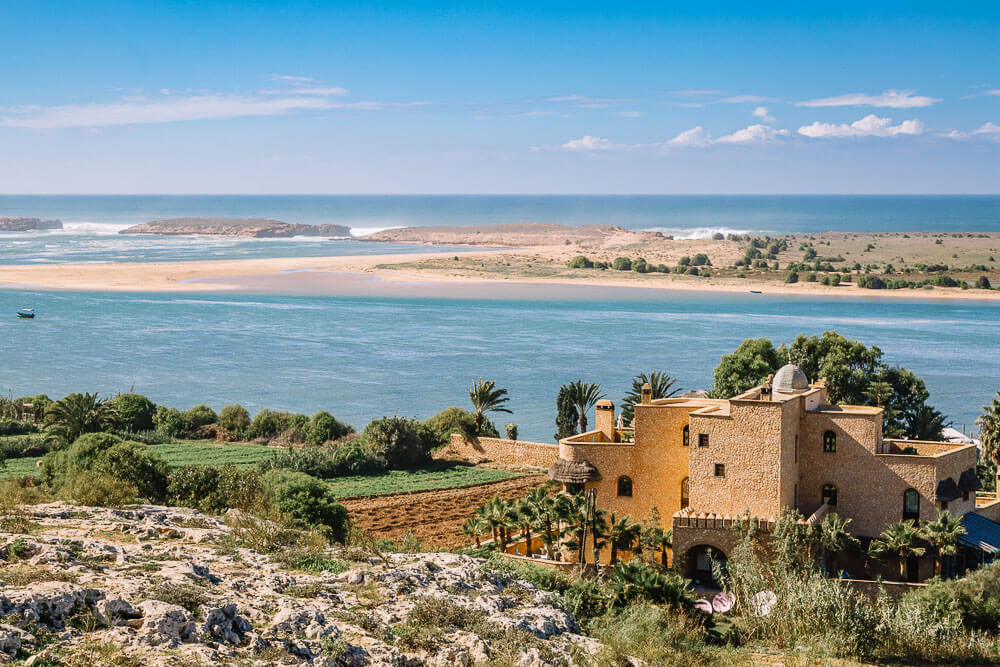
960,512,1000,554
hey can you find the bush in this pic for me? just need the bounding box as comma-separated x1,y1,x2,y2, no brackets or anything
168,464,268,514
331,441,386,475
633,258,650,273
567,255,593,269
784,270,799,283
609,560,694,610
260,447,341,479
678,256,691,267
13,394,52,422
0,421,37,437
975,276,992,289
249,409,283,439
307,411,352,445
857,274,886,289
0,434,52,459
612,257,632,271
41,433,168,502
182,404,217,430
423,407,478,446
109,393,157,432
504,423,518,440
61,473,137,507
263,470,350,542
361,416,438,469
153,406,188,438
219,404,251,436
691,253,711,266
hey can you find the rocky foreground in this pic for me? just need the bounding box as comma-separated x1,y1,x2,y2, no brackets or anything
120,218,353,239
0,503,605,666
0,218,62,232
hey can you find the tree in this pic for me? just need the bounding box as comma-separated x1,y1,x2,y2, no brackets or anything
620,372,681,426
108,393,157,432
423,407,480,446
589,507,609,568
639,506,671,567
905,403,947,441
525,486,558,559
44,392,116,443
608,513,641,564
219,404,251,436
976,391,1000,472
554,385,579,440
922,511,966,578
563,380,605,433
816,513,860,575
360,416,437,469
468,379,512,434
710,338,781,398
870,520,926,581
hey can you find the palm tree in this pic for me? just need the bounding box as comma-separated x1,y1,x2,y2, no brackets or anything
977,391,1000,474
869,520,926,581
554,491,590,562
620,372,681,426
43,392,115,443
608,513,641,564
515,497,537,556
564,381,605,433
816,513,860,575
468,379,512,434
590,507,609,568
525,487,558,559
462,515,484,548
922,511,966,578
906,404,948,441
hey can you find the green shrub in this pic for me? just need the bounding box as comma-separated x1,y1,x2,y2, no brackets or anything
41,432,122,489
975,276,992,289
633,258,650,273
609,560,694,610
14,394,52,421
109,393,157,432
307,411,352,445
61,473,137,507
692,253,711,266
423,407,478,445
261,447,339,478
219,404,251,436
361,416,438,469
41,433,168,502
0,421,37,436
567,255,593,269
784,270,799,283
263,470,350,542
249,409,283,439
589,604,711,665
168,464,268,514
182,404,217,429
0,434,52,458
504,423,518,440
612,257,632,271
332,441,386,475
678,256,691,267
153,406,188,438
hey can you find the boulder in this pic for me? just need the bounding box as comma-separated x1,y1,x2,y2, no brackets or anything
136,600,196,646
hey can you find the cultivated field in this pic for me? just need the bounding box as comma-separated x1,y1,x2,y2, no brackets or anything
342,474,547,548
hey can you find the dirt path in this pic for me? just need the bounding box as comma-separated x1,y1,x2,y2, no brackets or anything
343,475,546,549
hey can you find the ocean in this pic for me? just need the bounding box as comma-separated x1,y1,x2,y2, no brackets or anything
1,194,997,441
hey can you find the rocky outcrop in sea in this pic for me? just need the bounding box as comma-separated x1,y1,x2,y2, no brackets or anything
119,218,353,238
0,218,63,232
0,503,604,665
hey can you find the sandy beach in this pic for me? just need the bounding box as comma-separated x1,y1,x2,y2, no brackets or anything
2,244,999,301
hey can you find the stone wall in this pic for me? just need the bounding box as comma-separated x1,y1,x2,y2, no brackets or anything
975,497,1000,522
443,434,559,468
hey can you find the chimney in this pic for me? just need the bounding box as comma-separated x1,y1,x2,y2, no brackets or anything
640,382,652,404
595,400,615,439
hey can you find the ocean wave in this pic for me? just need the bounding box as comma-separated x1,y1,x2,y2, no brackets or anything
641,226,764,240
349,225,403,237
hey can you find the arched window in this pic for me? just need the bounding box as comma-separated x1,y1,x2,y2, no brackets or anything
823,430,837,453
682,424,690,447
822,484,838,506
680,477,690,508
617,476,633,497
903,488,920,520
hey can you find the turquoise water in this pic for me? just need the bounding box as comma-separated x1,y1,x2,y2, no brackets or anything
2,288,996,442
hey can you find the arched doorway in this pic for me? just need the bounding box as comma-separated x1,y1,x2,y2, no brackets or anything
685,545,727,588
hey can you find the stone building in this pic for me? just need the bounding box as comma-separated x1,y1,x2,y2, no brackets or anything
550,364,999,582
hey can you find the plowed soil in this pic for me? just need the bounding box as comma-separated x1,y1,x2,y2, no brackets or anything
342,474,546,549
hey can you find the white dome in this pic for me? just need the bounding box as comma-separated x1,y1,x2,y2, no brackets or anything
773,364,809,393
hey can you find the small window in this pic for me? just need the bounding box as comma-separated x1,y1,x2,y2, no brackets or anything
682,424,690,447
822,484,837,506
963,490,970,502
714,463,725,477
823,430,837,453
903,488,919,520
617,476,633,497
698,433,709,448
680,477,690,508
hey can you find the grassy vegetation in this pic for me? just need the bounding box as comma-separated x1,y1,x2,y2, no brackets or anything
326,462,521,498
0,437,521,498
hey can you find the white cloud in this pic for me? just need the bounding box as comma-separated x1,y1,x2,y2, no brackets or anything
670,88,725,98
616,110,642,118
531,135,633,152
667,124,787,146
540,95,633,108
986,90,1000,97
753,106,775,122
722,95,772,103
716,124,789,144
667,126,711,146
796,89,940,108
797,114,925,138
943,122,1000,142
0,87,419,129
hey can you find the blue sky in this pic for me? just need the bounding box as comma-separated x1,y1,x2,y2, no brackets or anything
1,1,998,193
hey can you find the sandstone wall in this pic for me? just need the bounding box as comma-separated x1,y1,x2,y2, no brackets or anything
444,434,559,468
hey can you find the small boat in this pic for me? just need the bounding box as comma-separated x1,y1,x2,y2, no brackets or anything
749,290,762,294
16,308,35,319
